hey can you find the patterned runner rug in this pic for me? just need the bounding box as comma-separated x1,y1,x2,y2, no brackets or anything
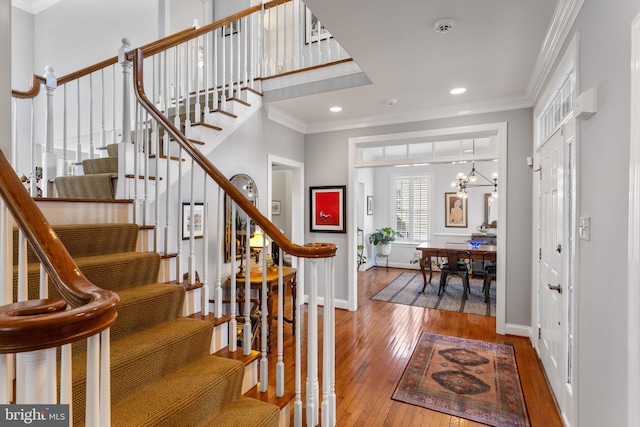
393,332,530,427
370,272,496,317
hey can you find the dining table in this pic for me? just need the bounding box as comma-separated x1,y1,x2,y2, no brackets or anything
416,242,497,292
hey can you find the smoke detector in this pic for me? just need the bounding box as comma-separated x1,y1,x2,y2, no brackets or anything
434,18,454,34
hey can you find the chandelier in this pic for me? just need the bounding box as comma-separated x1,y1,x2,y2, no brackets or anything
451,161,498,199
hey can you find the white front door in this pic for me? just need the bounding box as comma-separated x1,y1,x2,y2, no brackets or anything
538,128,565,399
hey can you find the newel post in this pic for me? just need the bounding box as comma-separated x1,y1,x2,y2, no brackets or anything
41,66,57,197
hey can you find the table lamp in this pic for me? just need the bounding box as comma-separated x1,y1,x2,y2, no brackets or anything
249,227,269,269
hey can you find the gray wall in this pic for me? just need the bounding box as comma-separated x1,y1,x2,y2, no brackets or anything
305,107,533,324
548,0,639,425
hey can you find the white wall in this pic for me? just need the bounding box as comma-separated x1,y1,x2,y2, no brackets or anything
1,1,11,156
545,1,639,425
272,170,292,237
305,108,532,322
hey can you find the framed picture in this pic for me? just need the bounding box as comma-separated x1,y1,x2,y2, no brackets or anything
366,196,373,215
305,7,332,44
182,202,205,240
223,20,240,37
445,193,467,228
272,200,281,215
310,185,346,233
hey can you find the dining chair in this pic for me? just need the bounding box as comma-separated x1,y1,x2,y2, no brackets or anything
482,252,497,303
436,249,471,300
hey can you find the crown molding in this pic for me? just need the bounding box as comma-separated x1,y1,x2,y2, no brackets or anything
526,0,585,103
303,94,532,135
265,105,308,134
12,0,60,14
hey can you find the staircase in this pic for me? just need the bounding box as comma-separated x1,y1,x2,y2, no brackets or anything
13,220,279,426
4,2,342,426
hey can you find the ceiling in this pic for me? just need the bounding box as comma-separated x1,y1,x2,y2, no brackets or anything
268,0,559,133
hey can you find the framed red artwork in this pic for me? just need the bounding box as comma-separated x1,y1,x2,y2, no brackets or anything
309,185,346,233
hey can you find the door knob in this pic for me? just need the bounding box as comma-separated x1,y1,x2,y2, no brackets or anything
556,244,562,253
547,284,562,294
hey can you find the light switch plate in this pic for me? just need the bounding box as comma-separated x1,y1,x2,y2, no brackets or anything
579,217,590,240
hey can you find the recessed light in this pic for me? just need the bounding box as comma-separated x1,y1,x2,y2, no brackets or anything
329,106,342,112
450,87,466,95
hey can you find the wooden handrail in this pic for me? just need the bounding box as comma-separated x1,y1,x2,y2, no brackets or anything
0,150,119,354
12,1,292,100
131,48,336,259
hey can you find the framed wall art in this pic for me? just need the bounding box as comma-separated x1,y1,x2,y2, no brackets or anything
310,185,346,233
272,200,281,215
445,193,467,228
182,202,205,239
305,7,332,44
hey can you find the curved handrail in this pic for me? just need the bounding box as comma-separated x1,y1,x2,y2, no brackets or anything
11,74,46,99
0,150,119,354
131,48,336,259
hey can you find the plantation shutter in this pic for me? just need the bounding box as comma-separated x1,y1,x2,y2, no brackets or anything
393,176,430,241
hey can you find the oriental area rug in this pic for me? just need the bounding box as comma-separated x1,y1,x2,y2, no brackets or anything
370,272,496,316
393,332,530,427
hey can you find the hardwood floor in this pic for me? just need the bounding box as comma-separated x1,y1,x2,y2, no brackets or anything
266,267,563,427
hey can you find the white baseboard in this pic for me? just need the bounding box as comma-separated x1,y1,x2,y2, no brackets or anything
504,323,532,338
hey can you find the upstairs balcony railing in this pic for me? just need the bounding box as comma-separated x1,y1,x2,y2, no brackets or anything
5,1,343,426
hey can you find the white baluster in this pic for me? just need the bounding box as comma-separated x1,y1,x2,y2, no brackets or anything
89,73,94,159
100,329,111,427
229,22,235,101
42,65,57,196
29,98,36,197
214,29,219,108
119,38,132,145
276,247,284,396
76,80,81,167
293,0,301,71
202,179,209,316
322,257,336,427
243,16,248,92
17,230,27,303
112,66,116,146
260,232,268,390
243,211,251,355
188,161,196,287
85,334,100,427
100,68,106,152
306,259,319,427
0,354,9,404
294,256,303,427
229,202,237,352
185,40,192,135
221,26,226,110
175,145,183,284
63,84,68,176
214,187,223,318
60,344,72,425
20,350,49,403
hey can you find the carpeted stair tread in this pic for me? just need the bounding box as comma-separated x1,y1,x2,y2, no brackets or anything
108,356,278,427
82,156,118,174
13,223,140,264
14,251,161,300
55,173,117,199
111,283,186,340
196,396,280,427
71,318,215,425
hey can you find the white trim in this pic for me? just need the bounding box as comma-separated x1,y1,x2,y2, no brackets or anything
628,13,640,427
532,33,579,427
11,0,60,14
265,105,307,134
527,0,585,102
505,323,532,338
306,94,531,135
349,121,508,335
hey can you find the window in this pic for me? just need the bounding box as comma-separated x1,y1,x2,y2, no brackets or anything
393,176,430,241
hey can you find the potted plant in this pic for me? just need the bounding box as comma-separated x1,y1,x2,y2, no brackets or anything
368,227,403,256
